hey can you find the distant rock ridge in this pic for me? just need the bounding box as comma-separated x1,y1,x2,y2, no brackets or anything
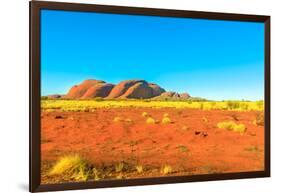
152,91,191,100
53,79,191,100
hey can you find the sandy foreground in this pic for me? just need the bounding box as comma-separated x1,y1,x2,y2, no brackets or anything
41,108,264,184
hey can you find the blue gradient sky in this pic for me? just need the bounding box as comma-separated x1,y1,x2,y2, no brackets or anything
41,9,264,100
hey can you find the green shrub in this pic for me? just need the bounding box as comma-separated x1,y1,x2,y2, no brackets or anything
240,103,249,111
94,97,104,101
256,100,264,110
226,101,240,110
41,96,48,100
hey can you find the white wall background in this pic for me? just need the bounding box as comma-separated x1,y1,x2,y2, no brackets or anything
0,0,280,192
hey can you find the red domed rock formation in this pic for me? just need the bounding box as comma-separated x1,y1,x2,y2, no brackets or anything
149,83,166,97
63,79,191,100
120,82,153,99
107,80,166,99
106,80,144,99
66,79,105,99
81,83,115,99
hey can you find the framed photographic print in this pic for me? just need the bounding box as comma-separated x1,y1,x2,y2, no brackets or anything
30,1,270,192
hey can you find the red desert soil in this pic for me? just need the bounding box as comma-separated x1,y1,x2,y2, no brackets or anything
41,108,264,183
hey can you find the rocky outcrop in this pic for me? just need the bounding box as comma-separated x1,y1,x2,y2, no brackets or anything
81,83,115,99
153,91,191,100
179,93,191,99
160,92,180,98
106,80,144,99
149,83,166,97
66,79,108,99
120,81,153,99
107,80,166,99
47,94,63,99
63,79,191,100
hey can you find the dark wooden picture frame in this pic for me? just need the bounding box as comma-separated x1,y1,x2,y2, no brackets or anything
30,1,270,192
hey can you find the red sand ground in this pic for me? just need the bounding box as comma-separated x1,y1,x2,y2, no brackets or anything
41,108,264,183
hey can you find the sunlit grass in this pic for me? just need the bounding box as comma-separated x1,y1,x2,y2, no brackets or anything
146,117,156,124
115,162,124,173
202,117,208,123
135,165,143,174
41,99,264,112
125,118,133,123
142,112,149,117
113,117,123,122
49,155,90,181
217,121,246,134
162,117,172,124
161,165,172,175
253,112,264,126
92,168,101,181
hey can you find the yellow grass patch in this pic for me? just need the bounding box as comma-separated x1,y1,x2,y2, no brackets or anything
135,165,143,173
41,99,264,112
113,117,123,122
115,162,124,173
217,121,246,134
253,113,264,126
49,155,89,181
146,117,156,124
162,117,172,124
142,112,149,117
161,165,172,174
125,118,133,123
202,117,208,123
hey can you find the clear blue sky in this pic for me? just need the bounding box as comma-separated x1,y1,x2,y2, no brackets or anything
41,9,264,101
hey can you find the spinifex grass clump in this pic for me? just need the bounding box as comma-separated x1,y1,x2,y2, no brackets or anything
161,165,172,175
135,165,143,173
162,113,172,124
146,117,156,124
162,117,171,124
49,155,90,181
115,162,124,173
202,117,208,123
142,112,149,117
226,101,241,110
244,145,261,152
253,112,264,126
113,117,123,122
125,118,133,123
92,168,101,181
217,121,246,134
